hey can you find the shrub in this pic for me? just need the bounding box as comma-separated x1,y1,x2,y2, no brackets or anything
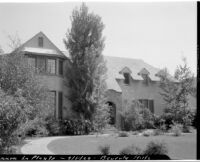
121,101,144,131
132,131,139,135
60,119,93,135
142,130,153,137
143,141,168,155
119,145,141,155
141,108,155,129
0,89,25,154
45,117,61,136
170,123,182,136
118,131,129,137
99,145,110,155
18,117,49,137
153,129,164,136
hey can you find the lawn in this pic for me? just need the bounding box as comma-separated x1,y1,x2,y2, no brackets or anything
47,130,196,160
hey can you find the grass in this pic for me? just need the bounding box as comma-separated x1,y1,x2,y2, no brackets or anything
47,131,196,159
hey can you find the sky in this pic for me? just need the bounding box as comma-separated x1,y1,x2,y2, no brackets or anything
0,2,197,75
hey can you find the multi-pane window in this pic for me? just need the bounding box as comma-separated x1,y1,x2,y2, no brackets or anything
139,99,154,113
47,59,56,74
59,60,63,75
38,37,44,47
37,57,46,73
124,73,130,84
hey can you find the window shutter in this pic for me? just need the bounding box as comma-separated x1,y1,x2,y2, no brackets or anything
58,92,63,120
149,100,154,113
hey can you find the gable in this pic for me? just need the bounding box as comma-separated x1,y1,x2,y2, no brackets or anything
119,66,132,74
14,32,66,58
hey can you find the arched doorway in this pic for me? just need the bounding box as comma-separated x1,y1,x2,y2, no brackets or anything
106,101,116,125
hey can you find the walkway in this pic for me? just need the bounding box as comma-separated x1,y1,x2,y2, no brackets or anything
20,136,66,154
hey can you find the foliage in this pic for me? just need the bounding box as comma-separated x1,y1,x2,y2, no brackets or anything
153,129,164,136
142,130,153,137
93,103,110,134
143,141,168,155
0,39,54,152
159,58,195,127
64,3,106,122
0,89,26,154
98,145,110,155
17,117,49,138
119,145,141,155
118,131,129,137
170,123,182,136
45,118,61,136
60,119,92,135
121,100,155,131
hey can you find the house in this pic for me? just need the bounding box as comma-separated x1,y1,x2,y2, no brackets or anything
5,31,196,129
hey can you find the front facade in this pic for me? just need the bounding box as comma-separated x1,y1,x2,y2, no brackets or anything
10,32,196,129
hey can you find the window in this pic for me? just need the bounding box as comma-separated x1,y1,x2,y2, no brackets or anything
48,91,56,117
38,37,44,47
59,60,63,75
124,73,130,84
139,99,154,113
47,59,56,74
37,57,46,73
58,92,63,120
28,57,36,68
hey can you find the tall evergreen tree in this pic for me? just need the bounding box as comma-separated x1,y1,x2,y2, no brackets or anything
159,58,195,124
64,3,107,121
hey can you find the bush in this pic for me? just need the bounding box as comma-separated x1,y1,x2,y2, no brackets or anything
0,90,25,154
121,101,144,131
142,130,153,137
143,141,168,155
170,123,182,136
153,129,164,136
60,119,92,135
118,131,129,137
119,145,141,155
45,117,61,136
17,117,49,138
99,145,110,155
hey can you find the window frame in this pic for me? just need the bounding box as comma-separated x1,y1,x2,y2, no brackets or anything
38,37,44,47
123,73,130,85
59,59,63,76
138,99,154,114
47,58,56,75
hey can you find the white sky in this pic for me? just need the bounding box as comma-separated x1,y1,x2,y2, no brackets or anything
0,2,197,75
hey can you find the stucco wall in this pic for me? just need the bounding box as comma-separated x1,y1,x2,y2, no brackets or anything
117,78,165,116
36,59,72,119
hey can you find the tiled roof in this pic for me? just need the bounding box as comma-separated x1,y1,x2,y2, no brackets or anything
104,56,177,92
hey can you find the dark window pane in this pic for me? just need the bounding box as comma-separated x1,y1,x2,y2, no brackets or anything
124,73,130,84
58,92,63,120
47,59,56,74
37,57,46,73
38,37,43,47
149,100,154,113
59,60,63,75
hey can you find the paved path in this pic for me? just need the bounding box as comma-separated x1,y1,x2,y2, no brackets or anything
20,136,66,154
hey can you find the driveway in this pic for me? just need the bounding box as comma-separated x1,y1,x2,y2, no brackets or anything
20,136,67,154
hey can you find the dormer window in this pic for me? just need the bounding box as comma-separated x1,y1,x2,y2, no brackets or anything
38,37,43,47
138,68,150,85
124,73,130,84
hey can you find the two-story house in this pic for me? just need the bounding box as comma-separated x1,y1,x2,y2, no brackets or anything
7,31,196,129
